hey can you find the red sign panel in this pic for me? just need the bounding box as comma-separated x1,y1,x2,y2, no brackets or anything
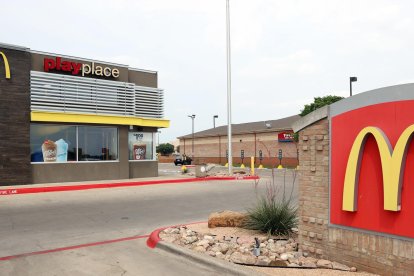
278,132,294,142
330,100,414,238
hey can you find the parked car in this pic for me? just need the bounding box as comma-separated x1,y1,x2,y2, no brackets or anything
174,155,192,166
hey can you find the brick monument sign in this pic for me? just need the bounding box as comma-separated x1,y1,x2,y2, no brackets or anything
292,84,414,275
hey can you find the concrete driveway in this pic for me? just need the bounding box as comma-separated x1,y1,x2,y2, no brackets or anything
0,171,298,275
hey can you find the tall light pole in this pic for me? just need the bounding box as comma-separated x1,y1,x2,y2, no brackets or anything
213,115,218,128
350,77,357,97
188,114,196,158
226,0,233,175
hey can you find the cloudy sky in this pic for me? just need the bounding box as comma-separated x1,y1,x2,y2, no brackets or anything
2,0,414,142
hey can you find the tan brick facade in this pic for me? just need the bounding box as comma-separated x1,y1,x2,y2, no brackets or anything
179,132,298,167
298,118,414,275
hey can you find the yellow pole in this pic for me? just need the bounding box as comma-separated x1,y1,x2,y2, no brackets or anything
250,156,255,175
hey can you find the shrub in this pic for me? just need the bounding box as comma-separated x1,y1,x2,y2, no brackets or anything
300,95,344,116
156,143,174,156
244,197,297,236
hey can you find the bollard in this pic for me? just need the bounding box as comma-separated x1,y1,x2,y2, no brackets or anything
250,156,255,175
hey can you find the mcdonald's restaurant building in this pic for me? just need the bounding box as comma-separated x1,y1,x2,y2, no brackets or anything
0,43,169,186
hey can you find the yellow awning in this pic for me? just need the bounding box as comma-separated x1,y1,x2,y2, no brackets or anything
31,111,170,128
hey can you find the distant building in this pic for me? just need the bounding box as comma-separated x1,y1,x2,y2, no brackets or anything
177,115,300,167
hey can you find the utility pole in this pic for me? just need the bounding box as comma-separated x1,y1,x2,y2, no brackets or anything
226,0,233,175
188,114,196,158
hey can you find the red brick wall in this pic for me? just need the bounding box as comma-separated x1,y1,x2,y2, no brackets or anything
179,132,299,167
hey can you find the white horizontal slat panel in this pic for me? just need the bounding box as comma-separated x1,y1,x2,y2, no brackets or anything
31,71,165,119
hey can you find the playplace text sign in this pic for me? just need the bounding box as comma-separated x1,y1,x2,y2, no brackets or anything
44,57,120,78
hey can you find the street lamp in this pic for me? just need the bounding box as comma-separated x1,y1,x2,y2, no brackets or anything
213,115,218,128
350,77,357,97
188,114,196,158
226,0,233,175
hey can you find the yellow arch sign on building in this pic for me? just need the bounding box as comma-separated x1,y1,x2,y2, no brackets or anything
343,125,414,212
0,51,11,79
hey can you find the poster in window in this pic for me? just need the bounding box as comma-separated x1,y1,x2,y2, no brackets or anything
132,133,146,160
133,144,146,160
41,139,68,162
128,132,153,160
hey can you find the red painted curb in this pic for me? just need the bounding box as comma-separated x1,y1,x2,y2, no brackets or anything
0,176,259,196
0,234,149,261
146,221,207,249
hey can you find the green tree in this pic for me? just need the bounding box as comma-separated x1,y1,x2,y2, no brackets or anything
156,143,174,156
300,95,344,116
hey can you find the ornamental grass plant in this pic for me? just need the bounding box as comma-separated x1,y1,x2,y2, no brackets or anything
244,196,297,236
244,168,298,236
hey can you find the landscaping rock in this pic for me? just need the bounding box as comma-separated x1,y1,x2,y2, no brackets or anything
184,236,197,244
215,252,224,259
332,262,351,271
316,259,333,269
219,243,229,253
208,210,248,228
243,255,257,265
270,260,288,267
230,252,244,263
280,253,289,261
276,246,286,254
161,225,359,273
276,240,288,247
210,246,221,253
194,246,206,252
256,256,271,266
302,262,317,268
196,240,209,247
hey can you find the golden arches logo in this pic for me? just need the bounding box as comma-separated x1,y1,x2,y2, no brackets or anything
342,125,414,212
0,51,11,79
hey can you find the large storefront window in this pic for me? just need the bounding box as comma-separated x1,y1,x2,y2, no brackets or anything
31,125,77,162
78,126,118,161
30,124,118,163
128,132,154,160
